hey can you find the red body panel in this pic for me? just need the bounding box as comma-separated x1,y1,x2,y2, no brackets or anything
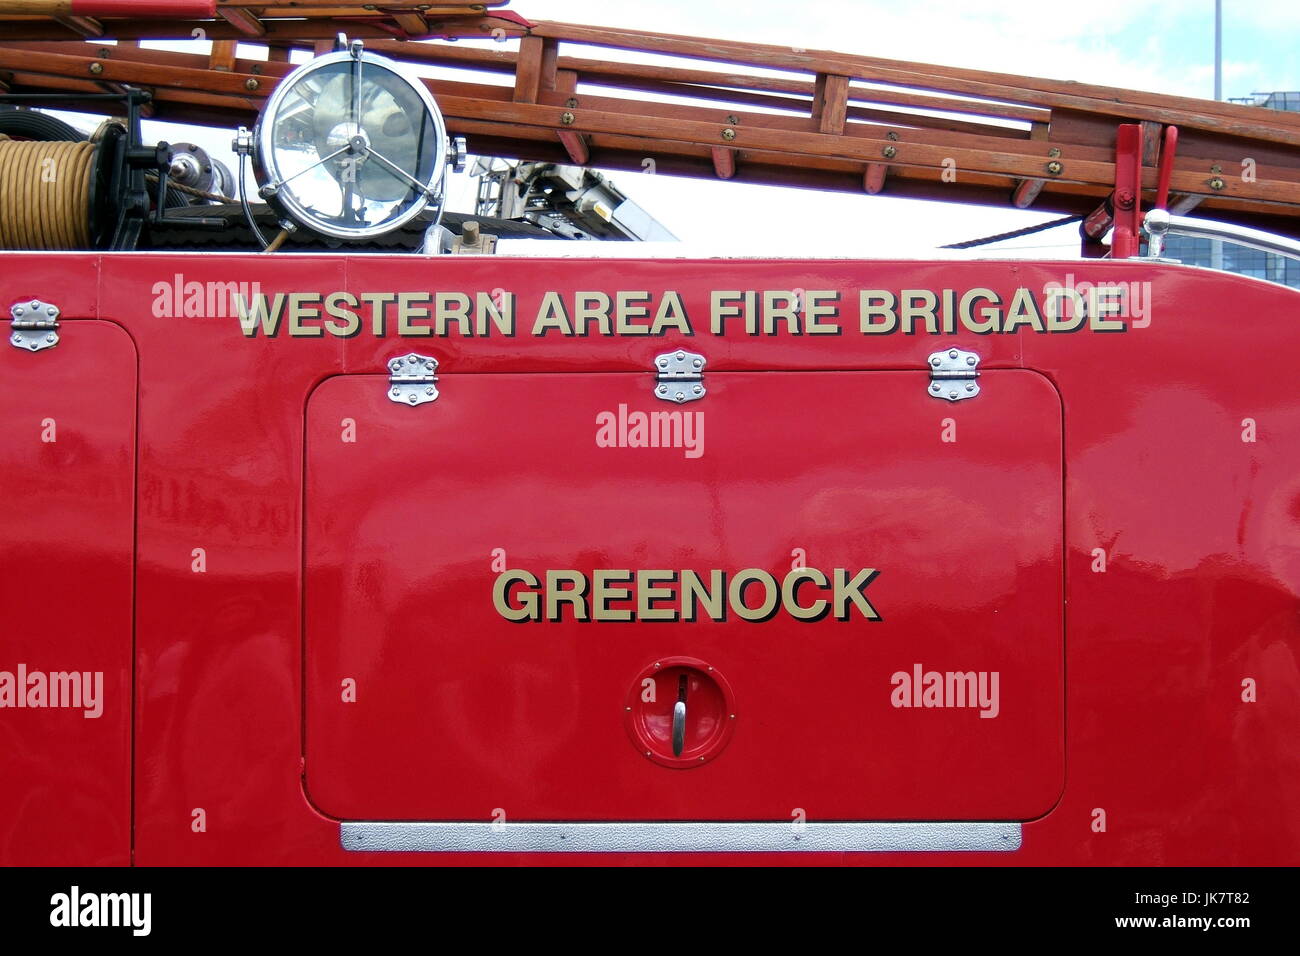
0,320,135,866
305,370,1063,821
1,252,1297,865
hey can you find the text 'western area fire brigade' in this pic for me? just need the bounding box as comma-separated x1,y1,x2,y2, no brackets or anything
218,286,1145,338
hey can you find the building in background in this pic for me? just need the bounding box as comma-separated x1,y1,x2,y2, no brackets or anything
1163,234,1300,288
1229,91,1300,111
1162,89,1300,289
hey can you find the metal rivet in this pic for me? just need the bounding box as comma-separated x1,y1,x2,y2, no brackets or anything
692,358,701,368
882,145,897,159
931,383,941,392
966,384,975,392
930,357,941,366
1048,147,1061,158
407,356,417,364
89,62,104,74
391,387,400,395
1046,160,1064,175
729,714,736,719
949,349,958,358
721,128,736,141
1210,177,1226,190
425,387,434,395
657,384,668,394
408,395,418,404
561,111,574,125
674,392,686,403
625,706,631,711
45,334,54,342
658,359,668,368
692,385,702,394
245,78,260,91
948,390,958,399
675,351,685,360
966,356,976,365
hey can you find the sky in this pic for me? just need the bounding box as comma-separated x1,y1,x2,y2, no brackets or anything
48,0,1299,258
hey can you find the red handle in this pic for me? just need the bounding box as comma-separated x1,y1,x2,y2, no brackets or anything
70,0,216,15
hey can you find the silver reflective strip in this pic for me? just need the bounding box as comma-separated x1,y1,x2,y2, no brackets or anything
340,821,1021,853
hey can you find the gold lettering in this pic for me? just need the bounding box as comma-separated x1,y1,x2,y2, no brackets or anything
763,291,800,334
899,289,939,334
805,291,840,334
651,291,691,335
681,569,725,621
397,291,431,336
958,288,999,334
592,569,633,621
859,290,898,333
729,569,779,621
615,291,651,334
545,570,589,621
1089,285,1126,331
287,292,323,337
833,568,881,620
323,291,360,336
574,291,611,335
476,291,514,336
360,292,398,336
434,292,472,335
637,570,678,621
710,291,744,334
781,567,830,620
1044,288,1086,331
532,291,573,336
493,570,539,622
1002,287,1046,333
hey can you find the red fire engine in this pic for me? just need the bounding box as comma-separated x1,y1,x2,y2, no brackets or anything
0,1,1297,866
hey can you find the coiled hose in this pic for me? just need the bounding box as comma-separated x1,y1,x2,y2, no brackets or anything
0,107,87,143
0,138,96,249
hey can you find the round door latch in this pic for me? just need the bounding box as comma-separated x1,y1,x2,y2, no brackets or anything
625,657,736,768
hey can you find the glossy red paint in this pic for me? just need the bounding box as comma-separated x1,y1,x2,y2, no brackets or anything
624,657,738,770
0,319,135,866
305,368,1062,819
1,252,1297,865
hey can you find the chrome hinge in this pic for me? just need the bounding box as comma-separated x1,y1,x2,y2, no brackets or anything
928,348,981,402
654,349,706,403
10,299,60,352
388,353,439,406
